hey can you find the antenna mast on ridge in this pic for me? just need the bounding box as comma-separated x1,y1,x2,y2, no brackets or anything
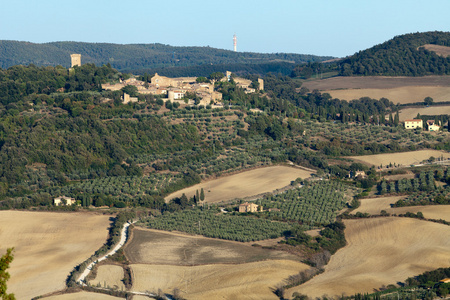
233,34,237,52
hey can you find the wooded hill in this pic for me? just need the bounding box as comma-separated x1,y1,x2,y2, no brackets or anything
338,31,450,76
0,40,333,76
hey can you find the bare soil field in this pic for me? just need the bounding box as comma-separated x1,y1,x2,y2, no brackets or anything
44,292,122,299
398,106,450,121
389,205,450,222
0,211,110,300
287,217,450,298
303,76,450,90
348,150,450,167
164,166,314,204
353,196,405,215
131,260,310,300
383,171,415,181
422,44,450,57
89,264,125,291
321,87,450,104
125,228,300,265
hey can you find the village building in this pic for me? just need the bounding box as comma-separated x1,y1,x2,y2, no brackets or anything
54,196,76,206
239,202,262,213
123,93,138,104
426,120,441,131
404,119,423,129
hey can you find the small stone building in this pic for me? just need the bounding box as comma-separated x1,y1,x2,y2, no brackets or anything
54,196,76,206
239,202,259,213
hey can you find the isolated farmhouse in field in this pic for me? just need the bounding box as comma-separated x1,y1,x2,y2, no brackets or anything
54,196,76,206
239,202,262,213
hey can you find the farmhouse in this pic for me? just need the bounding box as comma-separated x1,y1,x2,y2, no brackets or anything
123,93,138,104
404,119,423,129
239,202,261,213
54,196,76,206
426,120,441,131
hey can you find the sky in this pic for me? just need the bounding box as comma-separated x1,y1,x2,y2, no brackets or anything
1,0,449,58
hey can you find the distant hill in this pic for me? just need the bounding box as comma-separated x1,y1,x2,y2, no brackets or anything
338,31,450,76
0,41,334,75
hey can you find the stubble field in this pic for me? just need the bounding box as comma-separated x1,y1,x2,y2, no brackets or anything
125,228,309,299
88,264,125,291
348,149,450,166
354,197,450,221
287,217,450,298
0,211,110,300
398,106,450,121
131,260,309,300
302,75,450,104
164,166,313,203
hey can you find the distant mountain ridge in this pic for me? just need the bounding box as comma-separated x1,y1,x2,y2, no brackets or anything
0,41,334,75
338,31,450,76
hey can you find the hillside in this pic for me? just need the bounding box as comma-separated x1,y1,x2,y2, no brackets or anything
338,31,450,76
0,40,333,75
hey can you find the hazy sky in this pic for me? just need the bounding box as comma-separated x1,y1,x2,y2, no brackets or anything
1,0,449,57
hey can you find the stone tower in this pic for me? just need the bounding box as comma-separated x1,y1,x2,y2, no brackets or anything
70,54,81,67
258,78,264,91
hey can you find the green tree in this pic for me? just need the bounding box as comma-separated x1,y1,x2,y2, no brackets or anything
0,248,15,300
121,85,138,97
200,188,205,201
424,96,433,106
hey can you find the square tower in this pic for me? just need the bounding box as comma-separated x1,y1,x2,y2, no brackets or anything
70,54,81,67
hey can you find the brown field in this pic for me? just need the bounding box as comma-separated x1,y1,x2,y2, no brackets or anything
164,166,314,203
302,75,450,104
131,260,310,300
355,197,450,221
321,87,450,104
353,196,405,215
383,172,415,181
0,211,110,300
398,106,450,121
303,76,450,90
44,292,122,299
422,44,450,57
287,217,450,298
89,264,125,291
125,228,300,266
348,150,450,167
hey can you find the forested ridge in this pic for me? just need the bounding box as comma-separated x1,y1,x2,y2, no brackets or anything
0,40,333,75
338,31,450,76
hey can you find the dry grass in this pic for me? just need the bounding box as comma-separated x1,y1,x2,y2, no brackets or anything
125,228,300,266
287,217,450,298
131,260,310,300
302,75,450,104
43,292,122,299
348,150,450,167
398,106,450,121
0,211,110,300
322,87,450,104
422,44,450,57
89,264,125,291
164,166,314,204
303,76,450,90
355,198,450,221
353,196,405,215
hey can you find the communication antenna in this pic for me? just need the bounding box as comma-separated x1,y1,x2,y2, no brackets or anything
233,34,237,52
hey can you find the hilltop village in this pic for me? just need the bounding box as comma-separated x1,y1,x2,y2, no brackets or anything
102,71,264,105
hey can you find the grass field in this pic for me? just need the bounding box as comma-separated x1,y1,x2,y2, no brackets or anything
124,228,300,266
354,198,450,221
164,166,313,204
303,76,450,90
89,264,125,291
302,75,450,104
0,211,110,300
44,292,122,299
348,150,450,167
320,87,450,104
287,217,450,298
352,196,405,215
422,44,450,57
131,260,310,300
398,106,450,121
